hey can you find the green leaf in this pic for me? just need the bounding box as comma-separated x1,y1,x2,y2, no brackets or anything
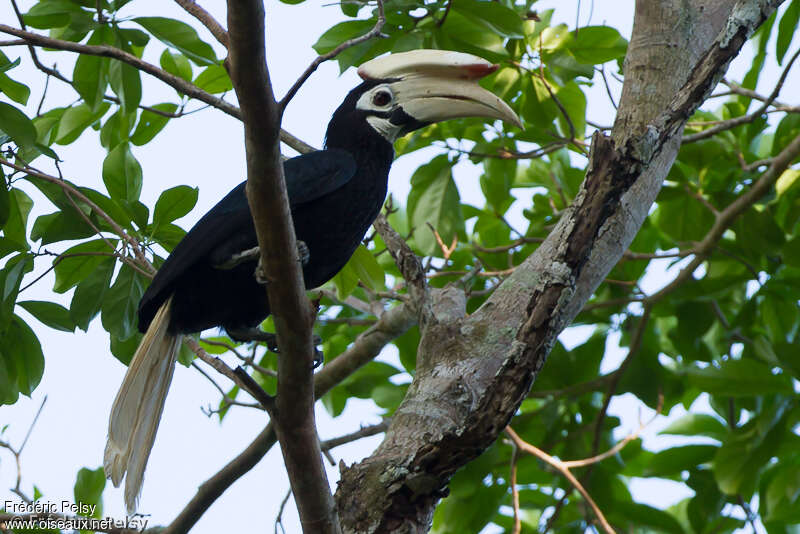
341,361,400,398
407,155,464,256
73,29,111,111
438,11,508,60
555,80,586,138
159,49,193,83
0,72,29,105
30,210,95,244
636,445,719,478
101,265,145,340
0,315,45,400
660,414,728,442
193,64,233,94
3,189,33,250
687,359,794,397
153,185,198,226
18,301,75,332
432,482,506,534
776,0,800,63
742,11,775,91
776,168,800,196
23,0,88,28
0,255,31,332
713,403,788,496
345,245,384,291
607,502,685,534
0,52,30,105
56,103,111,145
100,109,134,148
73,467,105,518
110,331,141,366
0,102,37,149
102,142,142,202
0,182,9,230
53,239,116,293
568,26,627,64
452,0,523,38
313,20,376,54
331,261,359,300
130,103,178,146
70,257,115,331
108,59,142,114
765,456,800,519
133,17,217,66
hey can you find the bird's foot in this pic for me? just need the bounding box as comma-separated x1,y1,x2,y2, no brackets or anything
252,240,310,285
297,240,310,266
225,329,323,366
214,246,260,270
215,241,309,273
254,258,269,285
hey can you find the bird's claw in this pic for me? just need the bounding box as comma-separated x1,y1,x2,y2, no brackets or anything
298,240,310,266
254,258,269,285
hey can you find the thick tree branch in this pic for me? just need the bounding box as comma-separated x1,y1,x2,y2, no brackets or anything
224,3,338,533
334,2,784,531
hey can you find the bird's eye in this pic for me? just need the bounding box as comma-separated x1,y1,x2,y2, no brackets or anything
372,90,392,107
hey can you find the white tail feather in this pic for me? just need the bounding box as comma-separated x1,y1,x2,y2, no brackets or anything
104,297,182,514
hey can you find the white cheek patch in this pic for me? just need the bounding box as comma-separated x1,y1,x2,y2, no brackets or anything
366,116,401,142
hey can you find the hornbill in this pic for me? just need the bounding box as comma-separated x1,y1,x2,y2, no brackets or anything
104,49,521,512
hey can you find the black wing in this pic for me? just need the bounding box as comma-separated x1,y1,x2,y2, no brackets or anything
137,149,357,330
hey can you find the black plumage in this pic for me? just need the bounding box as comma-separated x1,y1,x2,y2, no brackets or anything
137,80,394,337
106,50,521,514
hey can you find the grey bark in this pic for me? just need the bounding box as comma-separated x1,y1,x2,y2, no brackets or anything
334,1,782,532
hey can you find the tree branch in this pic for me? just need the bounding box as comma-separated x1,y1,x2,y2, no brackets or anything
224,3,338,532
335,2,783,530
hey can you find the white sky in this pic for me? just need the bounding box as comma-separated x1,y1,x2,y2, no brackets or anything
0,1,795,533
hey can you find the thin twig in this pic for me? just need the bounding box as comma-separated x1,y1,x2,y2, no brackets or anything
174,0,229,47
508,439,521,534
683,47,800,143
320,420,390,451
274,488,293,534
185,338,275,412
505,427,616,534
280,0,386,109
0,22,315,154
1,157,155,274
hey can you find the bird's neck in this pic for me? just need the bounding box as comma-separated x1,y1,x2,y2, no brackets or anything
325,118,395,199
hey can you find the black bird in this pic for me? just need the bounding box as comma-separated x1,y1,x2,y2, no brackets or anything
104,49,521,512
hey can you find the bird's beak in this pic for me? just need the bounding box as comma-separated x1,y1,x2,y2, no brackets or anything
358,50,522,129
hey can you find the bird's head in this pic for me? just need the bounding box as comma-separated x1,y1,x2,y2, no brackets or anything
325,49,521,147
